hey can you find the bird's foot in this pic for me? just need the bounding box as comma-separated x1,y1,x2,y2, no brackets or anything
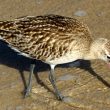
24,88,31,98
56,91,64,101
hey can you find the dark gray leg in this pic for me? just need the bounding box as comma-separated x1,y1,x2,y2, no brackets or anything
49,65,64,100
24,64,35,98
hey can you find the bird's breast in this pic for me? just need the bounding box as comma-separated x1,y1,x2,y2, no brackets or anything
46,51,84,65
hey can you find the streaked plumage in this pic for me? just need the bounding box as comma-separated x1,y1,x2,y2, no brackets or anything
0,14,110,100
0,15,92,64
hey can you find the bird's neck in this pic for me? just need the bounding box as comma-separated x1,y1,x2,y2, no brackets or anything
84,39,102,60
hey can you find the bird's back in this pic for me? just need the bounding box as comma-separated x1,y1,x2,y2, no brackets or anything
0,15,92,62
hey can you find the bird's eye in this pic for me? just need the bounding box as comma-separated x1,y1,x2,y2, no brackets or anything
107,56,110,59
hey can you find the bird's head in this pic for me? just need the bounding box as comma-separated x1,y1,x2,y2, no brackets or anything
86,38,110,67
103,39,110,65
92,38,110,66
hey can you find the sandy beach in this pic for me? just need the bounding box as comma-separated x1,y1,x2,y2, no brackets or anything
0,0,110,110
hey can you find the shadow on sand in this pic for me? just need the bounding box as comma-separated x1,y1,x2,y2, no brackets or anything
0,41,110,96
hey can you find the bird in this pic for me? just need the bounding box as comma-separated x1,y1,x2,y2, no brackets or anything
0,14,110,100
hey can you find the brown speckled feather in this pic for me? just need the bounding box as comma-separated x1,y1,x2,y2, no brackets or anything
0,15,92,62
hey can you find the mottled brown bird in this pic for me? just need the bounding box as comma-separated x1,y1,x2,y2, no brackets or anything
0,14,110,100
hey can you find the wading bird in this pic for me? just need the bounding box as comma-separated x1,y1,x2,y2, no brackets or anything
0,14,110,100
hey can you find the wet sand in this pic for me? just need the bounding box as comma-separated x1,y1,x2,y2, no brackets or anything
0,0,110,110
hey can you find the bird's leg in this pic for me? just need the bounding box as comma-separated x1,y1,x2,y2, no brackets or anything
49,65,64,100
24,63,35,98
